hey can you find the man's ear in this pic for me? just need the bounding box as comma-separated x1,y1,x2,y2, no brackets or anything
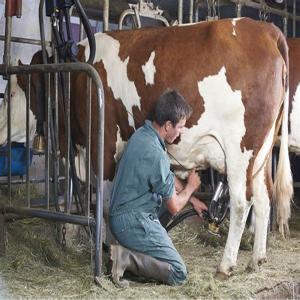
165,120,173,129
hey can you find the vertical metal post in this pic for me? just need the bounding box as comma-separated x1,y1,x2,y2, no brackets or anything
178,0,183,24
0,213,6,256
53,51,60,211
3,10,12,202
26,74,31,207
45,72,51,209
189,0,194,23
7,77,12,204
195,2,199,22
95,85,105,278
283,0,288,36
293,0,296,37
283,17,288,36
85,77,91,216
3,14,12,78
65,72,71,213
236,2,242,18
39,0,48,65
103,0,109,32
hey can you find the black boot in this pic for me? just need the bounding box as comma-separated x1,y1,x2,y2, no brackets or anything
110,244,171,288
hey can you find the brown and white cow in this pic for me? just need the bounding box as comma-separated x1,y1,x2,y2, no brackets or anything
18,17,293,277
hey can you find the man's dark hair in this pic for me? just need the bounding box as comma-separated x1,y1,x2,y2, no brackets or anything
153,89,192,126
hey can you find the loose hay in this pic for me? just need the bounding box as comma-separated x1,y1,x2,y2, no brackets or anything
0,207,300,299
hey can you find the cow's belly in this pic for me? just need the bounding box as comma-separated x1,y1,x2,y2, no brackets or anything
168,135,226,179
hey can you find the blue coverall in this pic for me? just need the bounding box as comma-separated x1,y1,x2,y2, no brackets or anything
109,120,187,285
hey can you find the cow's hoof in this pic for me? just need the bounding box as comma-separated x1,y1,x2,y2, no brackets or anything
257,257,267,266
246,260,258,272
247,256,267,272
215,268,232,280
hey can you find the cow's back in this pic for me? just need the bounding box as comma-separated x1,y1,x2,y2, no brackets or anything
74,18,287,181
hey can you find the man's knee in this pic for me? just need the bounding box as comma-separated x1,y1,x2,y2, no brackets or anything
167,262,187,286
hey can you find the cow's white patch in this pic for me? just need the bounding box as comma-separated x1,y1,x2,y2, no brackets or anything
253,118,276,175
74,145,87,182
231,18,243,37
251,165,270,266
168,66,252,180
114,125,127,162
103,179,114,217
0,75,36,145
179,22,197,27
80,34,141,128
142,51,156,85
103,179,116,244
232,19,237,36
289,83,300,153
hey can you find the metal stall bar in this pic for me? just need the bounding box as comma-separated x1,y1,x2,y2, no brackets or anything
95,66,105,281
231,0,300,21
3,5,12,73
3,207,96,227
0,177,63,185
189,0,194,23
7,77,12,204
86,77,91,216
283,0,287,36
26,74,31,207
236,1,242,18
3,5,13,203
0,36,51,47
45,72,51,210
178,0,183,24
0,62,105,278
293,0,296,37
65,72,71,213
103,0,109,32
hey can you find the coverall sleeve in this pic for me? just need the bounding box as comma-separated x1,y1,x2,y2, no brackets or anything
149,155,175,201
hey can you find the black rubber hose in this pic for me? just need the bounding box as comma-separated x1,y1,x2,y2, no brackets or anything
74,0,96,64
165,209,209,232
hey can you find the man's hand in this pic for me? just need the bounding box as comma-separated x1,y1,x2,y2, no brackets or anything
167,170,201,216
189,196,208,216
187,168,201,191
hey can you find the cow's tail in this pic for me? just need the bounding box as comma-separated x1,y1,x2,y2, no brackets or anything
274,32,293,238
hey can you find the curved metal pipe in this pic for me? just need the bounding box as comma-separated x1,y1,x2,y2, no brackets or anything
74,0,95,64
1,62,105,278
118,9,135,29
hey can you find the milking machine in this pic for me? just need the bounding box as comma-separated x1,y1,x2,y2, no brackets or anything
35,0,96,152
33,0,97,215
165,174,230,236
45,0,95,64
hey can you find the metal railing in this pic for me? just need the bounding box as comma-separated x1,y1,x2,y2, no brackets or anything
0,61,105,279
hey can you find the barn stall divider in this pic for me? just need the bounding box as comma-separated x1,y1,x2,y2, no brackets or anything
0,61,105,281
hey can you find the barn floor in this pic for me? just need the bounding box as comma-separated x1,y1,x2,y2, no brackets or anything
0,191,300,299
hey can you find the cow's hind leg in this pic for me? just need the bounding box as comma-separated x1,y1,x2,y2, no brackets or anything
247,164,271,271
217,176,252,279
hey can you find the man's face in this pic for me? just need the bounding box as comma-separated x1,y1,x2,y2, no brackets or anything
165,118,186,144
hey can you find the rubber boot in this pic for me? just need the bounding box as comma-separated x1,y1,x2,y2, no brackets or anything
110,244,171,288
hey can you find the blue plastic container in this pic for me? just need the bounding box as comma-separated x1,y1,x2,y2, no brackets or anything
0,143,33,176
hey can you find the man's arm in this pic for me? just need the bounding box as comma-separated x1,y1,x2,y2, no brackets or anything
167,169,200,215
